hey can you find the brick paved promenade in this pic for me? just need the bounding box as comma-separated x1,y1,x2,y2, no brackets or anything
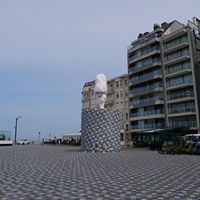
0,145,200,200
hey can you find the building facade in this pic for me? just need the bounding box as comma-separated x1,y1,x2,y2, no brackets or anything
81,74,129,145
128,17,200,140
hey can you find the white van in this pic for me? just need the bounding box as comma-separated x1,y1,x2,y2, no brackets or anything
184,134,200,142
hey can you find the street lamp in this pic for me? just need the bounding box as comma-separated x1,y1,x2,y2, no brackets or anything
38,132,41,142
14,116,21,145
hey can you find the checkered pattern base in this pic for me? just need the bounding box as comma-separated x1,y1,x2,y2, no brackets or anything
81,109,123,152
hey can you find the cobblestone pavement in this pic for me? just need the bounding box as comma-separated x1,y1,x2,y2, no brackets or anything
0,145,200,200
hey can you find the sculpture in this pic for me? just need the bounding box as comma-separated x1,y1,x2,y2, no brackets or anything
81,73,123,152
94,74,107,109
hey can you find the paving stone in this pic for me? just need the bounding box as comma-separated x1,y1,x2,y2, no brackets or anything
0,145,200,199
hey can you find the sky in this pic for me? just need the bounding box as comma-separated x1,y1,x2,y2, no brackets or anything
0,0,200,141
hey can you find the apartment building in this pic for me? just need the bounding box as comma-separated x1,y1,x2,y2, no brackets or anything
81,74,129,145
128,17,200,140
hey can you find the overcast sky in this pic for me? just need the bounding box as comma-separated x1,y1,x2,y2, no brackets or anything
0,0,200,141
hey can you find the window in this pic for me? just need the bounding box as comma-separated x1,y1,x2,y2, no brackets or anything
126,113,128,120
116,81,119,88
125,80,127,86
116,92,119,98
110,84,114,90
120,102,123,109
120,80,123,87
120,91,123,98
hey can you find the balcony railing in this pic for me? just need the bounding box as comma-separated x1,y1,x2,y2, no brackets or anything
169,106,195,114
127,33,159,50
164,37,188,50
168,91,194,100
130,96,163,106
166,77,193,87
165,50,190,62
165,63,191,75
128,57,160,73
130,123,164,129
128,46,159,62
129,70,162,83
130,110,164,117
170,121,197,127
129,82,162,94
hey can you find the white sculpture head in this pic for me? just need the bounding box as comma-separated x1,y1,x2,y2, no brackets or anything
94,74,107,109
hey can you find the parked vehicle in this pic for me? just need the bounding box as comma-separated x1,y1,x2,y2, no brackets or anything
184,134,200,142
17,138,29,145
45,139,56,144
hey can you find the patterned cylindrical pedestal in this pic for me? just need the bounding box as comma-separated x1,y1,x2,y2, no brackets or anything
81,109,123,152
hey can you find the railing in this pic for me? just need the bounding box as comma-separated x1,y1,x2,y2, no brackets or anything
129,70,162,83
130,96,163,106
169,106,195,114
170,121,197,127
164,37,188,50
129,82,162,94
165,50,190,62
168,91,194,100
166,77,193,87
165,62,191,74
130,110,164,117
128,57,160,72
128,46,158,62
130,123,163,129
127,33,159,50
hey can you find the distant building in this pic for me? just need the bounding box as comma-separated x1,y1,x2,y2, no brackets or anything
81,74,129,146
127,17,200,142
0,130,12,146
62,132,81,142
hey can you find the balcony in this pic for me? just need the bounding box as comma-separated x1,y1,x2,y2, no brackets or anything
164,54,190,66
130,96,164,108
128,50,160,64
130,109,164,117
128,33,160,53
130,110,165,120
130,123,164,130
107,88,114,94
105,99,114,105
129,71,162,86
129,82,163,97
165,68,192,79
164,42,189,54
167,91,194,101
169,121,197,128
81,97,90,102
128,58,161,75
162,28,187,42
168,106,196,115
166,77,193,90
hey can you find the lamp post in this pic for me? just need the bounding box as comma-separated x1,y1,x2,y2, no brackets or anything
14,116,21,145
38,132,41,142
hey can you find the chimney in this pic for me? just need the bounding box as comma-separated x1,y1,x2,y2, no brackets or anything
161,22,168,30
138,33,144,39
153,23,160,31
